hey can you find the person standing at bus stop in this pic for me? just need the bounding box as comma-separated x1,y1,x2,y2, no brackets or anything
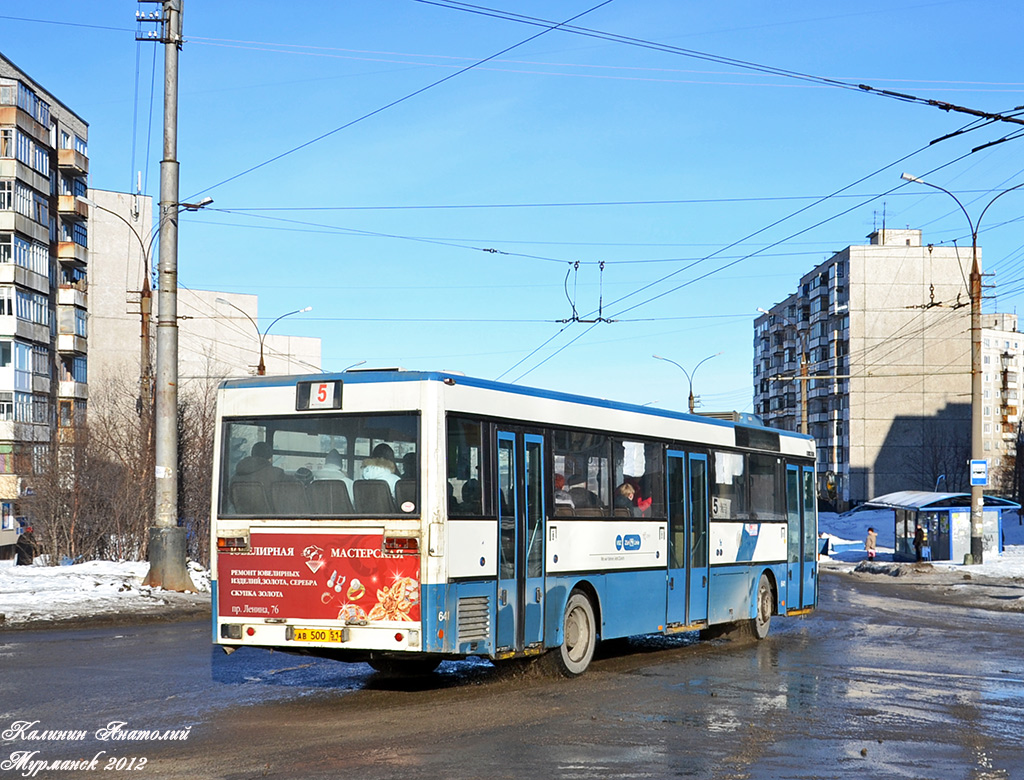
865,526,877,561
913,524,925,562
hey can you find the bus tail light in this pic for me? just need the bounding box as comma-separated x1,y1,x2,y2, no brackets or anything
383,536,419,554
217,534,249,552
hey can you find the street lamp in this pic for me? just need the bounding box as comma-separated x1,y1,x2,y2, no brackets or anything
653,352,722,413
900,173,1024,564
758,307,809,435
215,298,313,375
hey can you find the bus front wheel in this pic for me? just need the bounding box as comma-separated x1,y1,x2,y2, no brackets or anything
551,590,597,677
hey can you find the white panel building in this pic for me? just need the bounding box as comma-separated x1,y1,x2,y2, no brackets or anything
754,229,979,507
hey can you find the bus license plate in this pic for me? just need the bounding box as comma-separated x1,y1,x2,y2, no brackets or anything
292,627,344,643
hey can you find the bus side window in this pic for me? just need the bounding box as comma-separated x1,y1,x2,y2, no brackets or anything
613,440,664,518
447,417,483,516
553,430,610,514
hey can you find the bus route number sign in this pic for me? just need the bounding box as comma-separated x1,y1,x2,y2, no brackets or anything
296,380,342,411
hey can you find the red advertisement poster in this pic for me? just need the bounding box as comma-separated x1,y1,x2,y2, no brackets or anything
218,531,420,623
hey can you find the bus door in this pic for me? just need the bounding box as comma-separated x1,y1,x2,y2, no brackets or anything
667,450,710,626
496,431,546,653
786,464,818,609
801,465,817,608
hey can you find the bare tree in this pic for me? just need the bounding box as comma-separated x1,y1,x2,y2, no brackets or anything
86,370,155,560
23,352,233,566
178,373,219,567
913,422,969,493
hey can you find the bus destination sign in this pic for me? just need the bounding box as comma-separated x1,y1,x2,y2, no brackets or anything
217,531,420,623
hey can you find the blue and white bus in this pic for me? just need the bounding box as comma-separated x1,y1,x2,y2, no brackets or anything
211,369,817,676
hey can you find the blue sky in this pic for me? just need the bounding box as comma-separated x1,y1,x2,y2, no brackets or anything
3,1,1023,411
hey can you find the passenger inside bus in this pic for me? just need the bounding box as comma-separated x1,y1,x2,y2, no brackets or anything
567,475,599,509
460,478,481,514
553,474,575,508
231,441,287,514
401,452,417,479
615,481,653,517
360,443,400,495
313,448,353,489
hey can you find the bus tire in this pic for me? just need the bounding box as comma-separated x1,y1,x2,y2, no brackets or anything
751,573,773,640
550,590,597,677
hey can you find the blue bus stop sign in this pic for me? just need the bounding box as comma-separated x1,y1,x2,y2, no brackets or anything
970,459,988,487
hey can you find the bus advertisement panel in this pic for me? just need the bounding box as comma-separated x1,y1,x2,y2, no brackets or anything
216,530,420,624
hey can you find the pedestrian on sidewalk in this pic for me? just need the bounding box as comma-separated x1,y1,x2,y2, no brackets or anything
865,527,877,561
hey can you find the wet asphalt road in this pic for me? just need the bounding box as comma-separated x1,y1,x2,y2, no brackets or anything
2,570,1022,780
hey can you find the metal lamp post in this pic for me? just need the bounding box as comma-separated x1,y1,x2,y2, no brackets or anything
215,298,313,375
653,352,722,413
900,172,1024,564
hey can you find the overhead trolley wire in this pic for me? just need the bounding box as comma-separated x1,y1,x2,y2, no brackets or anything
418,1,1024,128
605,146,987,322
500,121,992,381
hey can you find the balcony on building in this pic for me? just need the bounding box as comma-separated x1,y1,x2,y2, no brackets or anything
57,194,89,222
57,241,88,268
57,147,89,176
58,379,88,400
57,282,87,310
0,104,48,147
57,333,87,355
0,317,49,344
0,211,49,245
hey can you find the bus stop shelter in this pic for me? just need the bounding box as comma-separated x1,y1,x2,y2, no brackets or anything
864,491,1018,562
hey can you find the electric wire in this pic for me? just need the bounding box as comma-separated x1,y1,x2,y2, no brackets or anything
414,0,1024,128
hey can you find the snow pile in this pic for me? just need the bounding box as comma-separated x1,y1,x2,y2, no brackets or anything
0,558,210,626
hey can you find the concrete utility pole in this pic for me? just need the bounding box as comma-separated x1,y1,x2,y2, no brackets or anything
142,0,192,591
901,173,1024,565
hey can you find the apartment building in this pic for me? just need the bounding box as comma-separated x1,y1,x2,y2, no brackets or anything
981,313,1023,492
753,229,975,507
0,53,89,545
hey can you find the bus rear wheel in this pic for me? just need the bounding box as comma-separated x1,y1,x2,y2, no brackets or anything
751,573,773,640
550,590,597,677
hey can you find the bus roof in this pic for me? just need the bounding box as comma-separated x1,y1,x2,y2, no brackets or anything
219,369,813,445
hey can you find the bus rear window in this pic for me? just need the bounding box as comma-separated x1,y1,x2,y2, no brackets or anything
220,413,418,518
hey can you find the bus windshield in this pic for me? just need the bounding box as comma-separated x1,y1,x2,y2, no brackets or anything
219,413,419,518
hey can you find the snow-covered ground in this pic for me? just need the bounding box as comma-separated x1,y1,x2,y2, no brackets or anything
0,558,211,626
1,510,1022,627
